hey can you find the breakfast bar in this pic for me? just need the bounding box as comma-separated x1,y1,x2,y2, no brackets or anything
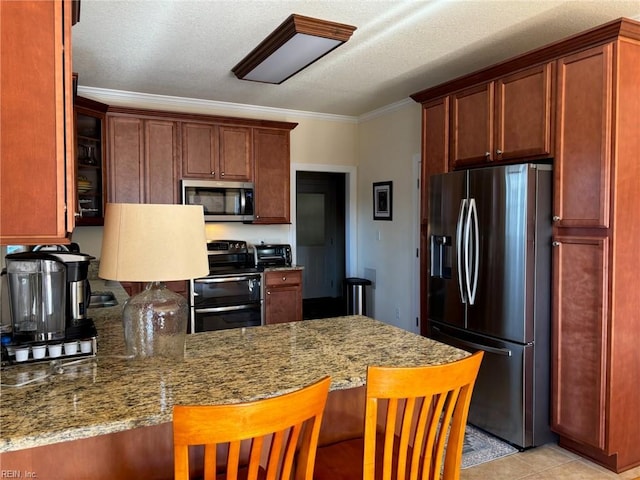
0,285,468,479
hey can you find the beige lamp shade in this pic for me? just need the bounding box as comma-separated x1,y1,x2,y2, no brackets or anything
99,203,209,282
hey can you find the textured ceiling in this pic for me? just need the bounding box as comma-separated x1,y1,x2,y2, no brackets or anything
72,0,640,118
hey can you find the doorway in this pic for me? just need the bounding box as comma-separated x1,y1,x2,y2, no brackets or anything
296,171,347,319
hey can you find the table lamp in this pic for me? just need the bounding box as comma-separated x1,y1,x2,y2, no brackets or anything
98,203,209,360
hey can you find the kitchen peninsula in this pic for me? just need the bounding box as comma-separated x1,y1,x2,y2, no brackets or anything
0,283,468,479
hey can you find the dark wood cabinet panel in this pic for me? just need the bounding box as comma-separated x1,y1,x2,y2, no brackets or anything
264,270,302,324
182,123,252,181
551,236,608,450
181,122,218,179
421,97,449,224
253,129,291,224
218,126,252,181
145,120,180,204
495,63,552,161
107,116,145,203
450,83,493,168
0,0,75,244
554,44,612,229
420,97,449,336
107,116,179,205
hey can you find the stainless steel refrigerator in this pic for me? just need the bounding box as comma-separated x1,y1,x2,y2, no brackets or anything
428,163,555,449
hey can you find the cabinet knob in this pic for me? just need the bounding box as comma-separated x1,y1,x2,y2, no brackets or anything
552,241,561,247
496,149,503,155
552,215,561,222
221,172,225,177
267,291,271,295
211,171,215,175
282,276,286,281
485,152,491,158
74,212,82,218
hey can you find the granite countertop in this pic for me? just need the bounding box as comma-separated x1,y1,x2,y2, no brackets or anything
0,279,468,453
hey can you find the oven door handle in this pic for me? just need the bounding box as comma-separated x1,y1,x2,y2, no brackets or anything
194,275,261,284
195,304,259,314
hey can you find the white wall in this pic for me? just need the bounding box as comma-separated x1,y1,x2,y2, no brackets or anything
356,101,422,332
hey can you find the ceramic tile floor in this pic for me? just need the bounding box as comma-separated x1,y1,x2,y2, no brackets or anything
461,443,640,480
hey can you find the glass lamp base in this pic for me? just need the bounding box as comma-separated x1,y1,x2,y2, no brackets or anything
122,281,188,360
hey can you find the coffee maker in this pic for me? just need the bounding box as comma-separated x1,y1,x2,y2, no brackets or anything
4,249,95,347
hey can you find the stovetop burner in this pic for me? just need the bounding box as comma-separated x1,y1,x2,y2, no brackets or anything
205,240,255,275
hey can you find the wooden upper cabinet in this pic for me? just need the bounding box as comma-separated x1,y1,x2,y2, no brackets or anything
107,116,144,203
0,0,75,245
107,115,179,204
495,63,552,161
145,120,180,204
253,128,291,224
218,126,253,181
450,83,493,168
181,123,252,181
551,235,608,450
75,96,108,226
421,97,449,224
450,63,552,170
554,44,612,229
181,122,218,178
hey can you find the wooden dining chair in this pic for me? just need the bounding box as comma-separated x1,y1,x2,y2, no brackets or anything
173,376,331,480
314,351,484,480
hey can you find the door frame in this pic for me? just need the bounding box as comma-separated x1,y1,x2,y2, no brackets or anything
290,163,357,278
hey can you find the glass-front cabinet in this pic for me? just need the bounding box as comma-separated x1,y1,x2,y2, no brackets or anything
75,96,108,225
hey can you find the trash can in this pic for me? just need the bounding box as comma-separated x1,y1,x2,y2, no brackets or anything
345,277,372,316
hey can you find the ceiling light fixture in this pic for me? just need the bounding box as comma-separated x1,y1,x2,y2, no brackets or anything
232,14,356,84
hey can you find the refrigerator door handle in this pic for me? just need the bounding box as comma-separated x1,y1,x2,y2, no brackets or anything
432,326,513,357
456,198,468,303
466,198,479,305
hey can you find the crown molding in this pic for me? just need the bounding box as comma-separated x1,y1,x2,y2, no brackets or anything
358,98,417,122
77,86,359,124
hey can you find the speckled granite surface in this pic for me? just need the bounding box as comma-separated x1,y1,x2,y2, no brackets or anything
0,279,468,453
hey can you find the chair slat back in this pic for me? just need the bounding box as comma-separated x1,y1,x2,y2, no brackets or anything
363,351,484,480
173,376,331,480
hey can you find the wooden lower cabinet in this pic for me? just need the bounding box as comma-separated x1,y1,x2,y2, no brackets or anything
0,387,363,480
551,236,608,449
264,269,302,324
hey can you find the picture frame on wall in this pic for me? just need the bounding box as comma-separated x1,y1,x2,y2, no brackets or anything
373,181,393,221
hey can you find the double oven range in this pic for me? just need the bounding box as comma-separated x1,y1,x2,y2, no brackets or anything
189,240,262,333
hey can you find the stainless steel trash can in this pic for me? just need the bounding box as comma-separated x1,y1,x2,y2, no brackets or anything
345,277,372,316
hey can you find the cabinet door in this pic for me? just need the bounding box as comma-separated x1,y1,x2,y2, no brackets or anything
450,83,493,168
421,97,449,224
218,126,252,181
145,120,179,204
107,116,144,203
495,63,552,161
76,100,107,226
0,0,74,244
552,236,608,450
265,270,302,324
253,129,291,224
181,122,218,178
554,44,612,228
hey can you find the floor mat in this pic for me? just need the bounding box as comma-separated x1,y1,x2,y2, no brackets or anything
462,424,519,469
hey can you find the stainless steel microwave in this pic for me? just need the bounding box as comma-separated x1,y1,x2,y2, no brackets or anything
181,180,254,222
